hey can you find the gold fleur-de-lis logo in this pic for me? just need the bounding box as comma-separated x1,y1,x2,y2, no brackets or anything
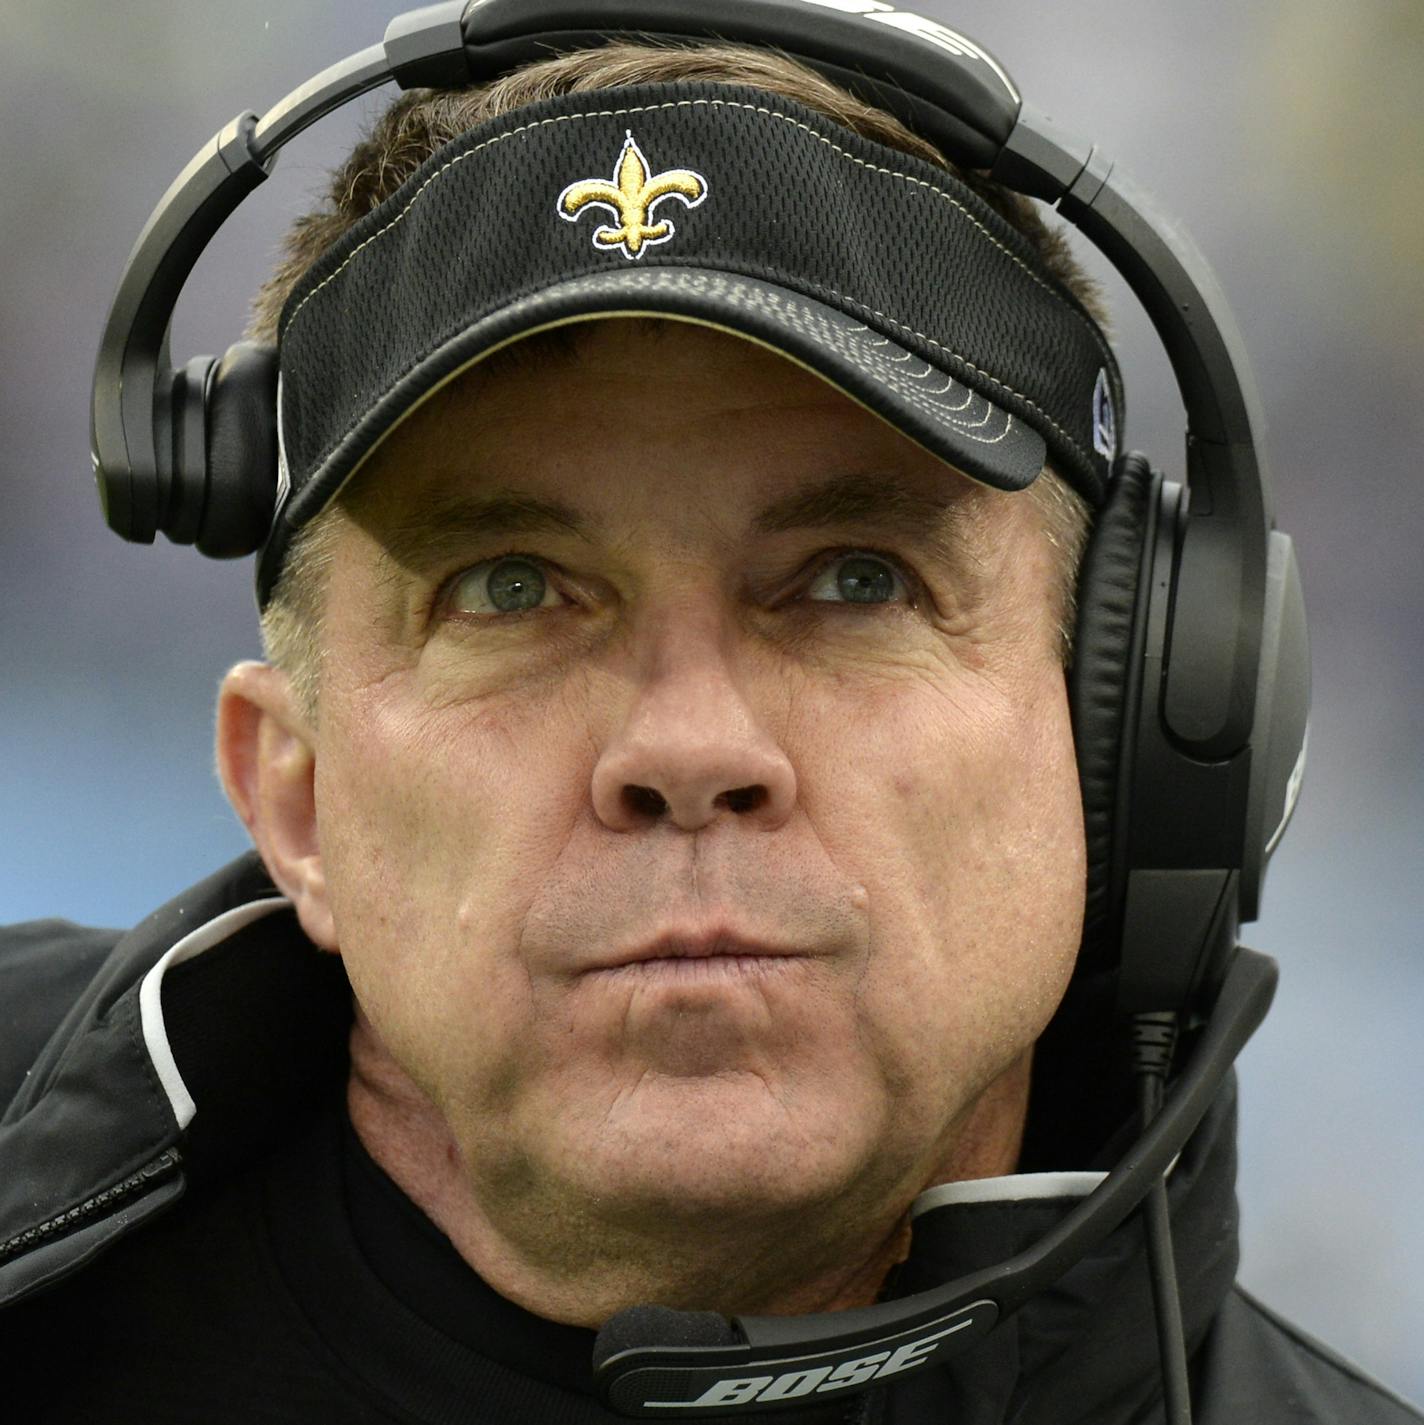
557,131,708,259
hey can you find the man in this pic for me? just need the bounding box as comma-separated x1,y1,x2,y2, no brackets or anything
1,15,1418,1425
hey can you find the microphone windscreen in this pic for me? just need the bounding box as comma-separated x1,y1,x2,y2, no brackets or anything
593,1304,739,1372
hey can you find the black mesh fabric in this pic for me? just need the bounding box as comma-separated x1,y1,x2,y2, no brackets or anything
264,80,1123,603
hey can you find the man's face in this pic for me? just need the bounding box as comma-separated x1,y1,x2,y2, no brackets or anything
302,321,1084,1298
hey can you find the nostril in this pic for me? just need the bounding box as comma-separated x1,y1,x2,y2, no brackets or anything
716,785,767,814
624,785,669,817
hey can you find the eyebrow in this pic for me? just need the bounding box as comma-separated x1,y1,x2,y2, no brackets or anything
752,471,976,547
375,492,590,578
372,471,980,580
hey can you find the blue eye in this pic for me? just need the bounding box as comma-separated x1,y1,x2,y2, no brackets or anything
805,552,911,606
448,556,560,616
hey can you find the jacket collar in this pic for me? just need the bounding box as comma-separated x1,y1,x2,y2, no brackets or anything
0,852,346,1307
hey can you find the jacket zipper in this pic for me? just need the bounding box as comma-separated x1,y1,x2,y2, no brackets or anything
0,1147,182,1265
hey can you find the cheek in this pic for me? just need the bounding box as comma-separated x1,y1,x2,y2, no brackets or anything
799,659,1084,1083
311,681,594,1092
317,694,536,900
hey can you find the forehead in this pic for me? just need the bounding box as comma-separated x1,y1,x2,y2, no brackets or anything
340,318,997,550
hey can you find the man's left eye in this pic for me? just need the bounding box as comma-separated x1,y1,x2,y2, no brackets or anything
803,552,913,606
447,555,564,616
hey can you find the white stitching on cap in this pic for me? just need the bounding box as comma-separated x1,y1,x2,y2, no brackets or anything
281,96,1113,380
793,311,1013,443
729,275,1054,441
906,362,968,411
797,276,1089,463
940,413,1010,444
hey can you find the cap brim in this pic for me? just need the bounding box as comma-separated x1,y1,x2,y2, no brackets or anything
291,267,1045,524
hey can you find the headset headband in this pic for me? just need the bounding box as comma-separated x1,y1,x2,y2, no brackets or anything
93,0,1270,762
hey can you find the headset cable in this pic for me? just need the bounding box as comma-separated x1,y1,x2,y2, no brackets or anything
1133,1012,1194,1425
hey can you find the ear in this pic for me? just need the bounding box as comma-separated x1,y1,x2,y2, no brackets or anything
216,660,337,952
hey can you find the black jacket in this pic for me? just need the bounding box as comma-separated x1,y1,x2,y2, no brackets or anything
1,853,1419,1423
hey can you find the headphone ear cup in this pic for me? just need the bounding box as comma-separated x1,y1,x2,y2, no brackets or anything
1069,453,1157,970
196,341,278,558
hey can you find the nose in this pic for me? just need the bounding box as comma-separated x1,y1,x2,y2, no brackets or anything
591,646,797,833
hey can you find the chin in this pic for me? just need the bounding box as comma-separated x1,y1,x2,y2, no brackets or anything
537,1069,891,1222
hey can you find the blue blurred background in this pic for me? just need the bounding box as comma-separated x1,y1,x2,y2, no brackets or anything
2,0,1420,1400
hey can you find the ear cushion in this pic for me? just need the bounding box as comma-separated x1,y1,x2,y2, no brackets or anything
1069,452,1155,966
199,341,279,558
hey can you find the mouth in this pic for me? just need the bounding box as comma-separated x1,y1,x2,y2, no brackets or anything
586,929,814,979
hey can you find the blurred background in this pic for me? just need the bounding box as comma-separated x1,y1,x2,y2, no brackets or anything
2,0,1420,1401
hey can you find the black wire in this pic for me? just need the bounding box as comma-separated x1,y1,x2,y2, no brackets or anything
1137,1053,1194,1425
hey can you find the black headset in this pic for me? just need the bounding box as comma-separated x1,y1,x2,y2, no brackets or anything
92,0,1310,1416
